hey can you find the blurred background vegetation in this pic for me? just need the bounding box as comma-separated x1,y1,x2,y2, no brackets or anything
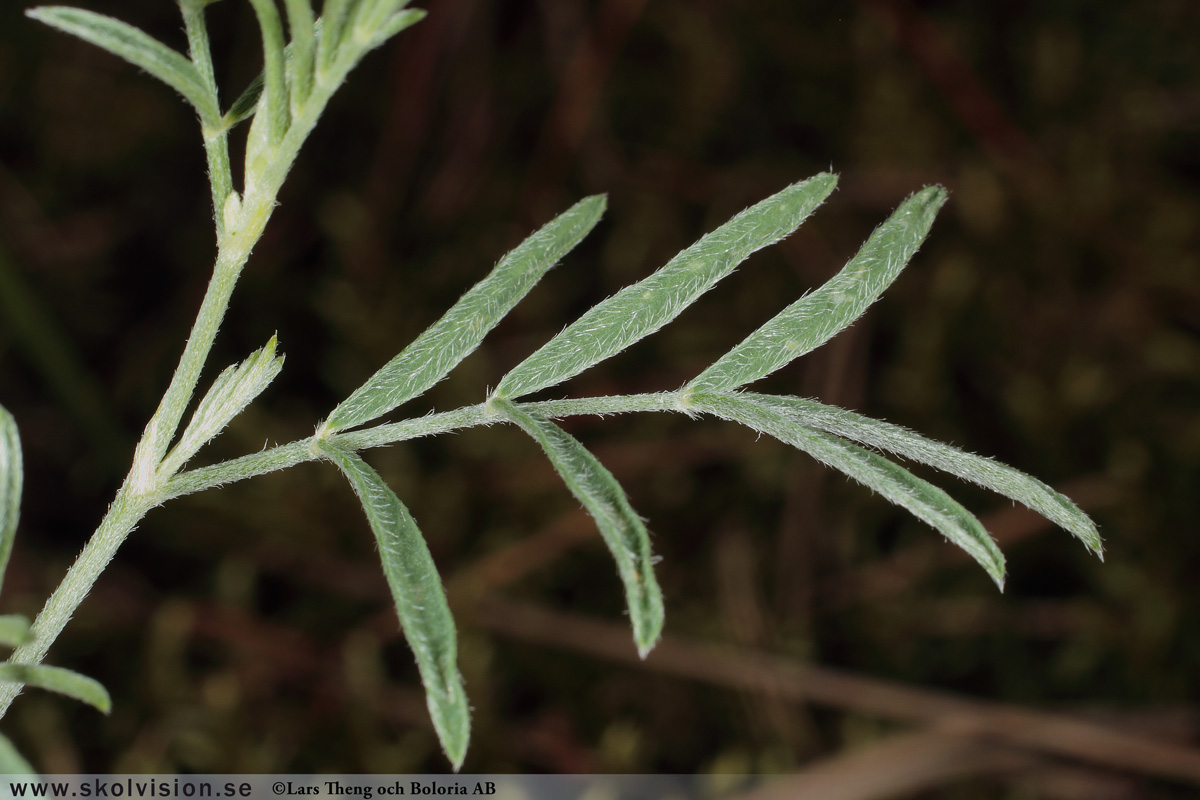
1,0,1198,795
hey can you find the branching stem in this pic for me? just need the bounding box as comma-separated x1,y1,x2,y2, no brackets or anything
0,0,408,719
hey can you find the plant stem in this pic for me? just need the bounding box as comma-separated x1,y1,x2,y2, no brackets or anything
0,480,153,716
0,385,681,717
138,24,383,475
0,9,428,722
0,245,250,716
163,392,687,501
136,249,250,479
180,2,233,238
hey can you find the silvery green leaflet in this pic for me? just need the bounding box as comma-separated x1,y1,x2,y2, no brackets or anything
316,441,470,770
494,173,838,400
0,0,1101,773
490,398,664,657
322,195,608,434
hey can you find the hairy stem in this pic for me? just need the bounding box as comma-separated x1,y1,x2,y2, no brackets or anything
0,235,254,719
0,480,154,716
180,3,233,237
0,387,680,718
0,7,427,723
135,248,251,482
165,392,687,501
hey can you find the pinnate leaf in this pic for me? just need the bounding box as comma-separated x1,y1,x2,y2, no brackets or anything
688,186,947,394
495,173,839,400
324,195,607,434
491,398,664,656
0,663,111,714
691,392,1006,588
27,7,219,123
317,440,470,769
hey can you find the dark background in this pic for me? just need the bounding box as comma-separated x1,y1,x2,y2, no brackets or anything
0,0,1198,795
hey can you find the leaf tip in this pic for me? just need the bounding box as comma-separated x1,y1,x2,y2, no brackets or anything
1083,524,1104,561
915,184,950,214
584,192,608,213
813,170,840,188
634,603,664,660
789,171,839,203
438,705,470,772
987,554,1007,592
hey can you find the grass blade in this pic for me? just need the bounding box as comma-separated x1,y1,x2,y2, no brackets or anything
688,186,947,394
748,393,1103,557
491,398,664,656
316,440,470,769
0,616,30,649
0,406,21,599
0,732,36,777
692,392,1006,588
495,173,839,400
0,664,111,714
323,195,607,434
26,7,219,124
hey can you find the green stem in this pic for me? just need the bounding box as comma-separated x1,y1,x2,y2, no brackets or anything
140,19,353,477
0,243,252,717
0,7,424,722
0,480,153,716
0,388,683,716
136,247,249,477
180,2,233,237
163,393,686,501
